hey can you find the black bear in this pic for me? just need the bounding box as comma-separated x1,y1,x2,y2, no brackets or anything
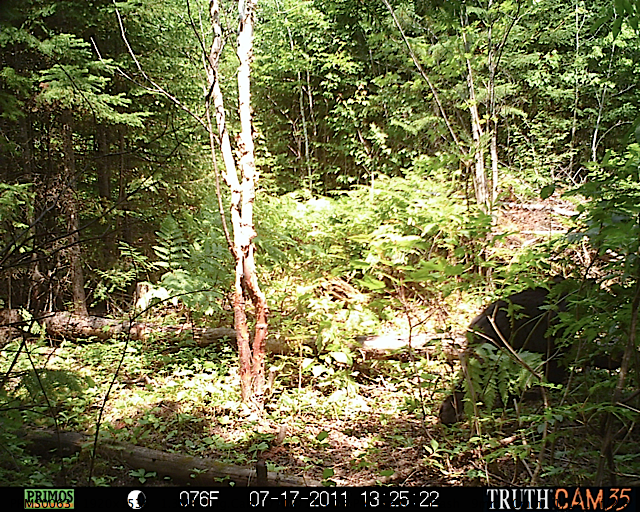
439,286,564,425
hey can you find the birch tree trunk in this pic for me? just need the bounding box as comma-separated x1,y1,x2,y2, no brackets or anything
466,61,488,211
205,0,268,407
487,4,499,205
461,24,489,212
568,0,588,180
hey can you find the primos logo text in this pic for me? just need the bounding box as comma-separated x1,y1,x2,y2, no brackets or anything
24,489,74,509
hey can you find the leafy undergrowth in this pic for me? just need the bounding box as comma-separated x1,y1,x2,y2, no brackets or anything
0,329,448,486
2,195,639,487
1,324,639,487
0,193,640,486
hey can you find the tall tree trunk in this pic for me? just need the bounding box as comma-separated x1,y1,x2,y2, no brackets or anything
568,0,588,181
283,16,314,190
117,128,132,245
487,2,499,205
96,127,111,200
237,0,268,402
461,25,489,212
61,110,87,316
298,70,312,192
459,6,489,212
20,116,39,311
468,85,488,211
490,126,498,204
206,0,267,407
96,125,117,266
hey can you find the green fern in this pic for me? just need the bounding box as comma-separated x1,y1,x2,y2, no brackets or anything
153,216,190,270
148,213,231,316
462,344,545,420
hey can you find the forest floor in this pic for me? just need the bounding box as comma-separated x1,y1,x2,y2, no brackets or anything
6,195,637,488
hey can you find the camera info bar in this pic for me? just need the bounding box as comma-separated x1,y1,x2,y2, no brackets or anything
13,486,637,511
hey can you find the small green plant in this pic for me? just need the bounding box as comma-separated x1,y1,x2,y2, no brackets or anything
150,213,231,318
91,475,117,486
351,454,372,470
129,468,157,484
424,439,441,457
189,468,208,479
248,441,269,456
316,431,329,445
321,468,336,487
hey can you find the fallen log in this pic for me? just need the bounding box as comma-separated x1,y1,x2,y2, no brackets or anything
42,311,241,348
502,202,577,217
352,333,466,362
0,310,289,354
1,310,462,360
24,430,314,486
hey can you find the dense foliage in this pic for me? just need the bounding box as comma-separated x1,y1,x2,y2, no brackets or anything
0,0,639,487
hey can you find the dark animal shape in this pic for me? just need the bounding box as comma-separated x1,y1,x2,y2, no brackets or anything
468,287,567,382
439,287,564,425
438,387,465,425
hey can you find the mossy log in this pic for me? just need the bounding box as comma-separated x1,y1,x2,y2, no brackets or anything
24,430,313,486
